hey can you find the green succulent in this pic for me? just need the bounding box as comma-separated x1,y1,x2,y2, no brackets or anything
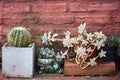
40,47,55,58
105,35,120,48
55,52,63,64
53,60,60,71
45,65,55,73
7,27,31,47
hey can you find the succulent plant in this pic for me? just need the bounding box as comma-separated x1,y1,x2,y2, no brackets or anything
55,52,63,64
7,27,32,47
41,32,58,45
105,35,120,48
53,60,60,71
45,65,56,73
39,47,55,58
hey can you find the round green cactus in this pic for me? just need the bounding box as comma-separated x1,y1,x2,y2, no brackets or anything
7,27,32,47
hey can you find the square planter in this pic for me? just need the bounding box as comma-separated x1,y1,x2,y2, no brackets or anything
2,43,35,78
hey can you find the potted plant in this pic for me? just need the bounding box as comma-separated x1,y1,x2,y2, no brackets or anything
37,47,63,73
104,35,120,62
40,23,107,69
2,27,35,78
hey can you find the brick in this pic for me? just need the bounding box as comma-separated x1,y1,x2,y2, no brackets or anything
2,13,29,25
32,2,67,12
0,35,3,42
45,0,76,1
69,2,119,12
0,25,3,36
3,3,31,13
3,0,34,1
13,0,34,1
0,3,2,24
2,13,74,25
74,12,110,24
64,60,115,76
39,13,74,24
2,13,41,25
0,25,4,44
2,25,15,35
70,22,103,33
102,26,120,35
34,38,43,47
112,11,120,22
28,24,78,36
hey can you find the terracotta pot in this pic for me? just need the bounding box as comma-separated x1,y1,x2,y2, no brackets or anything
64,60,115,76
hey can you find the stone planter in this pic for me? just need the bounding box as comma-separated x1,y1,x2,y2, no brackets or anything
2,43,35,78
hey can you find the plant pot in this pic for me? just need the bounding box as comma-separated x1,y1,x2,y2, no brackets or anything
2,43,35,78
38,58,54,65
38,58,58,73
64,60,115,76
103,47,117,62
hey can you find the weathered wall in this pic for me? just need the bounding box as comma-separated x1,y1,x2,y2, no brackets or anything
0,0,120,47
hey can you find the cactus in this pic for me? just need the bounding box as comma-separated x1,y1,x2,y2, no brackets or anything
7,27,32,47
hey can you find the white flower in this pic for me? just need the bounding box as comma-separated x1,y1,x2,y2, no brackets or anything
75,47,86,57
82,40,88,45
78,23,86,34
94,31,105,39
63,38,73,48
65,31,71,39
86,47,93,53
87,33,93,40
41,32,52,45
77,35,83,41
88,58,97,66
102,36,107,42
71,37,79,44
94,40,104,50
41,32,59,45
63,31,78,48
99,50,106,58
63,31,73,48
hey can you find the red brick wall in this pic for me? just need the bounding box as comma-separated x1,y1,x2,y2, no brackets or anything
0,0,120,46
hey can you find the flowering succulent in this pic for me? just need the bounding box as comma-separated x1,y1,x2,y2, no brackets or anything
41,32,58,45
41,23,107,69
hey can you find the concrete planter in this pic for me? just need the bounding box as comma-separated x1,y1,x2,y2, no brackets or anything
2,43,35,78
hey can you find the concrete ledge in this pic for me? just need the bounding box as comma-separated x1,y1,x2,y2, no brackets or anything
64,60,115,76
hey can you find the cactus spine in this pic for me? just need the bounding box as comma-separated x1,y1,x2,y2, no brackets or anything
7,27,32,47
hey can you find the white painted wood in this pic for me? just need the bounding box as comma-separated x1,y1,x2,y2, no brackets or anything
2,43,35,78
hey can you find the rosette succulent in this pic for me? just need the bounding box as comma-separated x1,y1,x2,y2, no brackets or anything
39,47,55,58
